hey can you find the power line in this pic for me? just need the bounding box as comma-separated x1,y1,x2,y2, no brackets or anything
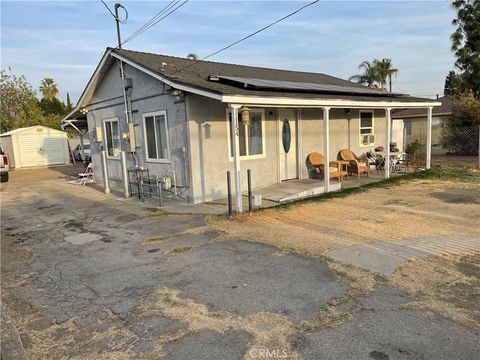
100,0,116,19
121,0,190,46
122,0,178,44
170,0,320,76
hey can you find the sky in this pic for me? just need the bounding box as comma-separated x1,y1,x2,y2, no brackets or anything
1,0,457,103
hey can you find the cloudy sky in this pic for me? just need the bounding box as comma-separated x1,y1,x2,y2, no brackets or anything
1,0,456,103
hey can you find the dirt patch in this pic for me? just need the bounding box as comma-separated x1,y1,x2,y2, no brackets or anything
430,187,480,204
209,180,480,256
391,252,480,330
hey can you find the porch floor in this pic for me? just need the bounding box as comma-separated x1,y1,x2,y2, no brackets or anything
257,179,341,203
112,170,411,215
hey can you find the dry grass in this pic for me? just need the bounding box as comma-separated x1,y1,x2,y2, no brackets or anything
208,180,480,256
141,289,302,360
141,226,211,245
392,252,480,330
165,246,194,256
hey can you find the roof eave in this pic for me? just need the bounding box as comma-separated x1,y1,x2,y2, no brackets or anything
222,95,442,108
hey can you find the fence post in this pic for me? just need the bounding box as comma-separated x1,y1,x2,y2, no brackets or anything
101,150,110,194
227,171,233,219
120,151,129,198
247,169,252,214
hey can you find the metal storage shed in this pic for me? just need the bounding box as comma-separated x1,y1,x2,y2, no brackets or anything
0,126,70,169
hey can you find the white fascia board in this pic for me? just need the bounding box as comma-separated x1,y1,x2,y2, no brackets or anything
61,49,113,123
110,52,223,101
222,95,442,109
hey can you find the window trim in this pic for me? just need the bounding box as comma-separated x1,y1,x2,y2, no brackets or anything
226,108,266,161
103,117,121,159
359,110,375,147
142,110,171,163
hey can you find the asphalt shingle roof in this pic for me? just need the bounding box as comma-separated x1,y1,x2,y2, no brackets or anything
113,48,434,104
392,96,453,118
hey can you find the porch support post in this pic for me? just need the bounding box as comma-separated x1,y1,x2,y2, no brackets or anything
323,107,331,192
230,105,242,212
426,107,433,169
79,133,85,163
385,108,392,179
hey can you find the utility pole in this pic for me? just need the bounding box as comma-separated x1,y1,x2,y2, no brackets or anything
114,3,122,48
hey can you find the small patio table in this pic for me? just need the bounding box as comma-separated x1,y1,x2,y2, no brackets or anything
375,151,406,173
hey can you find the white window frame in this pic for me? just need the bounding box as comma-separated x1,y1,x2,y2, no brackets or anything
226,108,266,161
359,110,375,147
103,117,121,159
142,110,171,163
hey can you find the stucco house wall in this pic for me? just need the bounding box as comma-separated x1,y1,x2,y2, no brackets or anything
86,62,191,200
403,115,448,146
187,97,388,204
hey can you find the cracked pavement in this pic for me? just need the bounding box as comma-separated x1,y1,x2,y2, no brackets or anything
1,166,479,359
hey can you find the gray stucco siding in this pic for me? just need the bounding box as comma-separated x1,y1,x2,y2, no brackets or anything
85,62,190,200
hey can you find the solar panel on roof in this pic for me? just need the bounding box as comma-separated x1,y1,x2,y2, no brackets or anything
213,76,404,96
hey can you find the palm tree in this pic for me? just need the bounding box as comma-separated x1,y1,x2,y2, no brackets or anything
374,58,399,92
39,78,58,100
348,61,379,88
186,53,199,60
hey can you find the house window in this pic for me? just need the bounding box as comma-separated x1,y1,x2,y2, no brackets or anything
104,118,120,157
143,110,170,162
359,111,374,146
228,110,265,158
404,120,412,135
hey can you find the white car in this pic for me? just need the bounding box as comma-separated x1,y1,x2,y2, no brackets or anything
0,144,10,182
73,144,91,162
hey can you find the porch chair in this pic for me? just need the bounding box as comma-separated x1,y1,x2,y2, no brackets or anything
338,149,370,179
307,152,343,182
68,162,95,186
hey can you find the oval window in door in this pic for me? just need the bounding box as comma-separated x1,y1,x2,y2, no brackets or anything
282,119,291,153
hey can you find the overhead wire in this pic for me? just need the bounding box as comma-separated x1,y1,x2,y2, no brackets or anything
121,0,190,46
100,0,116,19
122,0,178,43
170,0,320,76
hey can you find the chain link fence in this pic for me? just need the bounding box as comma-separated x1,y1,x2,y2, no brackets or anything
403,125,479,169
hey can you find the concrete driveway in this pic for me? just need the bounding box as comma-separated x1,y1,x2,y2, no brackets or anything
1,166,479,359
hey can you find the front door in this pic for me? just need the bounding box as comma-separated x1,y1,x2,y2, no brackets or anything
279,108,298,180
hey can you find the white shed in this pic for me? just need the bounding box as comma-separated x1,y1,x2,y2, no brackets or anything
0,126,70,169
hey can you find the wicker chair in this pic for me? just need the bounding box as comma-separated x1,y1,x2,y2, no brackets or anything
338,149,370,179
307,152,344,182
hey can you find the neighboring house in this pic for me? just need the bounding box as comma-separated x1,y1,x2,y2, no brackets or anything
0,125,70,169
62,48,439,208
392,96,453,146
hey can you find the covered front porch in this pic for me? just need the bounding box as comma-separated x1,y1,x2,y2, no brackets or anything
226,98,441,213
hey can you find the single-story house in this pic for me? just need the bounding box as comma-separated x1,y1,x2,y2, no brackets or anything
392,96,453,146
62,48,440,211
0,125,70,169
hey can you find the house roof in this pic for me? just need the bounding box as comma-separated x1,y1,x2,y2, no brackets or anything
0,125,65,136
112,48,432,103
392,96,453,119
62,48,442,123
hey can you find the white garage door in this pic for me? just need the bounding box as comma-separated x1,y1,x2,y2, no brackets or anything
19,135,44,167
42,137,67,165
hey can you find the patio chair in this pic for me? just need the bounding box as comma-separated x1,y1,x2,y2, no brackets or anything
338,149,370,179
307,152,343,182
68,162,95,186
